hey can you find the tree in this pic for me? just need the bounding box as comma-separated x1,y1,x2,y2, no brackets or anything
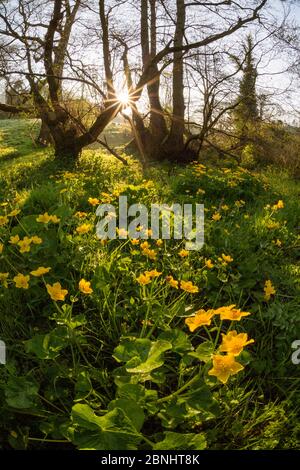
234,35,259,140
125,0,268,163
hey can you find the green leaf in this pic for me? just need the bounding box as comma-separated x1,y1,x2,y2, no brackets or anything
5,376,41,409
25,326,69,359
154,432,207,450
185,382,220,416
125,340,172,374
75,371,93,400
158,329,193,355
108,399,144,431
113,338,152,363
188,341,215,363
70,404,141,450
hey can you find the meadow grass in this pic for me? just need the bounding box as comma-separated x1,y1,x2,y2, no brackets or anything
0,119,299,450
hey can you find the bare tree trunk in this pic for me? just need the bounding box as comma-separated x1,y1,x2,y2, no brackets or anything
165,0,186,158
140,0,167,160
35,121,53,147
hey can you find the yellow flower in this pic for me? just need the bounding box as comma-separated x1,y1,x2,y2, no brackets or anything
273,239,282,247
166,275,179,289
220,331,254,356
221,253,233,263
116,228,128,237
179,249,189,258
180,280,199,294
79,278,93,294
0,215,9,226
140,241,150,250
146,229,153,237
212,212,221,221
49,215,60,224
142,248,157,260
145,269,162,278
208,354,244,384
130,239,140,245
31,236,43,245
18,236,32,253
36,212,51,223
9,235,20,244
266,220,280,230
88,197,100,206
13,273,30,289
264,280,276,301
8,209,21,217
137,273,152,286
214,304,251,321
185,309,215,332
205,259,214,269
75,211,87,218
46,282,68,301
76,223,92,234
156,239,163,247
0,243,3,254
0,272,9,287
221,205,229,211
235,200,245,208
272,200,284,210
30,266,51,277
196,188,205,195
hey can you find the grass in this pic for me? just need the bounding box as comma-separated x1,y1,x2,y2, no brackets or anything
0,118,299,450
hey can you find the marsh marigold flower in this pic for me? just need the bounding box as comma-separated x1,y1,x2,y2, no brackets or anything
156,239,163,247
140,241,150,250
272,200,284,210
208,354,244,384
221,253,233,263
0,243,3,254
36,212,51,223
146,269,162,278
9,235,20,244
30,266,51,277
214,304,251,321
264,280,276,301
179,249,189,258
137,273,152,286
0,272,9,287
0,215,9,226
212,212,221,221
75,211,87,218
18,237,32,253
79,278,93,294
13,273,30,289
205,259,214,269
50,215,60,224
8,209,21,217
166,275,179,289
142,248,157,260
31,236,43,245
130,239,140,245
88,197,99,206
76,223,92,234
180,280,199,294
185,309,215,332
220,331,254,356
46,282,68,301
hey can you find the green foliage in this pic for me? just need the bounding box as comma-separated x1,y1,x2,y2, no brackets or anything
0,119,299,450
